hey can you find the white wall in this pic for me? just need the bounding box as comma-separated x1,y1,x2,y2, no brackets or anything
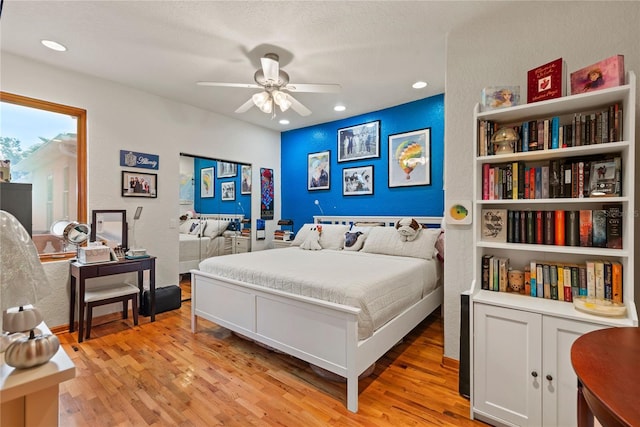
444,1,640,359
1,53,281,328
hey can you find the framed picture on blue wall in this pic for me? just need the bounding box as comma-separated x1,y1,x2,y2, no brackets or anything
342,165,373,196
217,161,237,178
337,120,380,162
221,181,235,201
308,151,330,191
240,164,252,194
200,167,214,198
388,128,431,187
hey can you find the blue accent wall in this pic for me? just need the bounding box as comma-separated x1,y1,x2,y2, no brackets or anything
193,158,251,216
281,95,444,232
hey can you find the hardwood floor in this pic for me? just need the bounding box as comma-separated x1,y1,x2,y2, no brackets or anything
56,277,487,426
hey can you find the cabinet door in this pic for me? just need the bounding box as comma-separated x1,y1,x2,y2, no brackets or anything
474,304,542,426
541,317,604,427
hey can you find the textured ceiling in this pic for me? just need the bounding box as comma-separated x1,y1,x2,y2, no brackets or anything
1,1,499,131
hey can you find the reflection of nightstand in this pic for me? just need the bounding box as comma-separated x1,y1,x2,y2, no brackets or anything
272,240,292,249
232,235,251,254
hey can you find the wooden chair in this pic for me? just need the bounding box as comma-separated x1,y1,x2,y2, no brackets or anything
84,284,140,340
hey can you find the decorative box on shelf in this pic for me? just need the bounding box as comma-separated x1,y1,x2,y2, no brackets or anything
78,244,112,264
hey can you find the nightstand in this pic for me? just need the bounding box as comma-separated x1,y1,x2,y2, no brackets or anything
272,240,292,249
231,235,251,253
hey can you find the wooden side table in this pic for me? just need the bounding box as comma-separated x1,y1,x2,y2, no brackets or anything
571,327,640,427
69,256,156,342
0,322,75,427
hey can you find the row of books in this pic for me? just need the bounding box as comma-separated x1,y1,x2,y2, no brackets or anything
481,205,623,248
241,228,251,237
273,229,293,241
482,155,621,200
478,102,623,156
481,256,623,303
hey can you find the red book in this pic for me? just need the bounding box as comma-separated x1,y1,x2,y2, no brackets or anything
482,164,490,200
535,210,544,244
555,210,565,246
527,58,565,103
529,168,536,199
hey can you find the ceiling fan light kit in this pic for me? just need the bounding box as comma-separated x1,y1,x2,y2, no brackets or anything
198,52,340,118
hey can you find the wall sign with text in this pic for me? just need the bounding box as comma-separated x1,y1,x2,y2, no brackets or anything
120,150,159,170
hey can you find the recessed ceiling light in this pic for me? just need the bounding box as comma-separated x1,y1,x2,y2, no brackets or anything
334,105,346,112
412,81,428,89
41,39,67,52
279,119,290,125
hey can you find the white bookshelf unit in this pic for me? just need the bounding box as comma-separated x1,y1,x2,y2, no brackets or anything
470,72,637,427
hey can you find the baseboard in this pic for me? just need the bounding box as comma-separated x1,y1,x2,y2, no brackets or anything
441,356,459,371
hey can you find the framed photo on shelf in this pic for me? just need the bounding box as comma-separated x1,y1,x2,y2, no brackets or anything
121,170,157,198
337,120,380,162
589,157,620,197
217,161,237,178
200,167,214,198
388,128,431,188
481,209,507,243
481,86,520,111
308,151,330,191
240,164,252,194
221,181,235,201
342,165,373,196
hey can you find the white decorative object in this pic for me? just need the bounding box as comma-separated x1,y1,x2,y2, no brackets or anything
445,199,472,225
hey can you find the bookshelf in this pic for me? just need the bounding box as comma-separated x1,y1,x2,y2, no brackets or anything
470,72,637,427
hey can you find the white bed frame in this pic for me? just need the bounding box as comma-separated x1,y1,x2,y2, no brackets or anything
191,215,443,412
179,213,244,274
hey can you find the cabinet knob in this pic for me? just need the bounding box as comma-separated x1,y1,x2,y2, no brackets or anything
546,374,553,381
531,371,538,378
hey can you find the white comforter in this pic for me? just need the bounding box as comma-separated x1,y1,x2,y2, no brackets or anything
179,234,226,262
198,247,440,339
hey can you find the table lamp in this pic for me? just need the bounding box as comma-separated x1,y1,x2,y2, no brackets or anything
1,210,60,368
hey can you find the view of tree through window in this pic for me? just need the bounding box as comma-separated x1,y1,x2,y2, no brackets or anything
1,101,79,255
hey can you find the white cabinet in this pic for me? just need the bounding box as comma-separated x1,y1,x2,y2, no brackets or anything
231,235,251,254
471,71,637,426
473,304,603,426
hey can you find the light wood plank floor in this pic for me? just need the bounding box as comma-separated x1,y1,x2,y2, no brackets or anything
56,278,488,427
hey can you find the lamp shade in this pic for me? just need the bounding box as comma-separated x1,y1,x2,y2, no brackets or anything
0,210,51,311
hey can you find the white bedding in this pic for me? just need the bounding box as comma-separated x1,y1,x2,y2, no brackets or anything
198,247,441,339
180,234,226,270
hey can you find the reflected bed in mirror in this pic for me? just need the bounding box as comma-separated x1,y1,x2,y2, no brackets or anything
90,210,128,250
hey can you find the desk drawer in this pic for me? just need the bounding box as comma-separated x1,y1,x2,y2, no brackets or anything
97,262,142,276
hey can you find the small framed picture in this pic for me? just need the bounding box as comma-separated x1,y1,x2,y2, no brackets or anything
589,157,620,197
121,170,157,198
446,200,472,225
217,161,237,178
240,164,252,194
200,167,214,198
221,181,235,201
337,120,380,162
388,128,431,188
342,165,373,196
481,209,507,243
308,151,330,191
481,86,520,111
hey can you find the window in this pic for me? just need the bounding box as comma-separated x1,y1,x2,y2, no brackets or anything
0,92,87,259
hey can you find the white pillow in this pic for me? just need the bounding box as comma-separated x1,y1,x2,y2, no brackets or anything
203,220,229,238
179,219,196,234
300,228,322,250
361,226,440,259
291,223,349,250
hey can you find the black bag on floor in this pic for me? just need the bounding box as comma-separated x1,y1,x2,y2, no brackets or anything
140,285,181,316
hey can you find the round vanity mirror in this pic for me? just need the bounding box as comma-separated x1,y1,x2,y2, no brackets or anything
50,220,91,247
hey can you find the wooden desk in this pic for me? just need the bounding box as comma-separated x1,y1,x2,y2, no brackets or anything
571,327,640,427
69,256,156,342
1,322,75,427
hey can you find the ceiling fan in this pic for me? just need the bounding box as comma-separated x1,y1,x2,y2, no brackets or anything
197,53,341,117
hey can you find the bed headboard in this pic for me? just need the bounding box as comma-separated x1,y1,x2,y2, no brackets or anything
313,215,443,229
200,213,245,222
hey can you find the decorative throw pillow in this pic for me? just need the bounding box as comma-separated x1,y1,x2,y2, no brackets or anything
188,222,201,236
395,217,421,242
300,226,322,250
361,226,440,260
292,223,348,250
344,231,366,251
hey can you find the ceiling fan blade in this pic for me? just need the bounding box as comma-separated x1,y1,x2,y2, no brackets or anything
234,98,255,114
285,83,341,93
287,95,312,117
197,81,261,89
261,56,279,83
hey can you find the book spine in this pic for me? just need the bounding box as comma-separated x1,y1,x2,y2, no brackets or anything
499,258,508,292
489,167,495,200
555,210,565,246
524,267,531,296
565,210,580,247
592,209,607,248
519,210,527,244
481,255,492,290
586,261,595,298
551,117,559,149
605,203,623,249
612,261,623,303
563,161,572,197
535,210,544,244
493,258,499,291
518,162,526,199
564,265,574,302
522,121,529,152
577,265,586,297
604,261,612,300
529,120,538,150
513,211,521,244
544,211,555,245
529,168,536,199
541,165,549,199
526,210,535,244
550,264,558,300
507,211,515,243
530,261,537,297
482,164,490,200
557,264,565,301
594,261,604,300
512,162,518,200
536,264,544,298
543,264,551,299
579,210,593,247
535,167,542,199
